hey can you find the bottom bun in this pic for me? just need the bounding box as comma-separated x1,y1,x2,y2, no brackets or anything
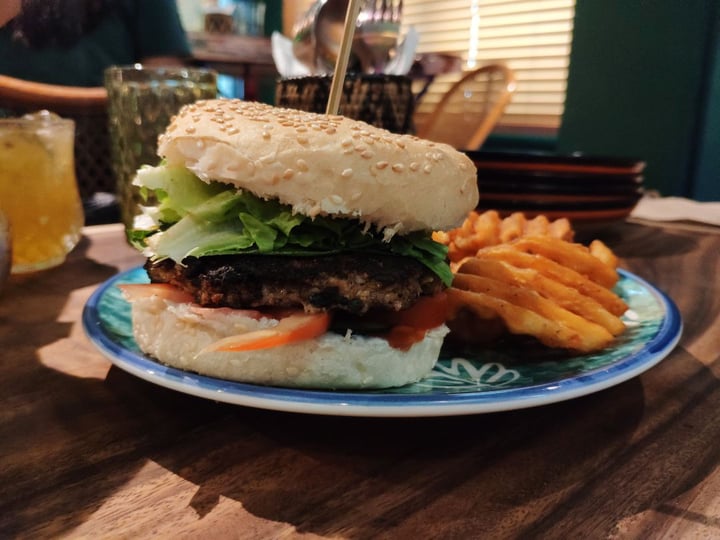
129,296,449,389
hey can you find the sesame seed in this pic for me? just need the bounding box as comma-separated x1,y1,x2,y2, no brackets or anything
262,131,270,139
361,150,373,159
297,159,309,172
297,136,309,145
410,162,420,171
341,139,353,147
392,163,405,173
185,126,196,134
423,164,432,174
283,169,295,180
341,168,353,178
376,161,389,170
227,127,239,135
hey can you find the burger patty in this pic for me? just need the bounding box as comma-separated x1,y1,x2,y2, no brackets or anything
145,253,444,315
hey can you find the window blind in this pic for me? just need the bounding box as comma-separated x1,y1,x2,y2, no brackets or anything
403,0,576,133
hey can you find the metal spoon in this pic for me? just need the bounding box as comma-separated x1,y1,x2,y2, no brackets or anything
353,0,402,73
292,0,348,74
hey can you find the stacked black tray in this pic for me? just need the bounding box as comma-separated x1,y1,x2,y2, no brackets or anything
466,150,645,225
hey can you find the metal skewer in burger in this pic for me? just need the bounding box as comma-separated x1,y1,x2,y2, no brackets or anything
122,99,478,389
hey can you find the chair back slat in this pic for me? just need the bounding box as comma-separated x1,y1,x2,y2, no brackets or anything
417,63,516,150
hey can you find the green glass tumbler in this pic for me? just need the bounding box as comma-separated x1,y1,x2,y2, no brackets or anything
104,65,218,231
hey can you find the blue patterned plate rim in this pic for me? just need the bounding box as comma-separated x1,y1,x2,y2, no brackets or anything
82,267,682,417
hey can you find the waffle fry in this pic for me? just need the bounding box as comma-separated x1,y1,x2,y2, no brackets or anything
443,225,628,352
457,257,625,336
447,284,614,353
589,239,619,269
474,245,628,316
434,210,574,264
510,236,619,288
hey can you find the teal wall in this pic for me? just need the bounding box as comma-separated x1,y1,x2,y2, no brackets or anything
693,8,720,201
557,0,719,200
263,0,282,37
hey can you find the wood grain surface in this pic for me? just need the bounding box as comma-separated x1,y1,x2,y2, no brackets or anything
1,222,718,539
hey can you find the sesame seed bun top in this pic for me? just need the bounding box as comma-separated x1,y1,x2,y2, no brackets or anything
157,99,479,233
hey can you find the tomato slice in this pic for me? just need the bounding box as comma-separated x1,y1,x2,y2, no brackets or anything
202,311,331,353
385,325,428,351
118,283,194,304
369,293,449,351
391,292,448,330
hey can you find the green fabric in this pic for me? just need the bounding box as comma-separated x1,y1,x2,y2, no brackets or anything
0,0,191,87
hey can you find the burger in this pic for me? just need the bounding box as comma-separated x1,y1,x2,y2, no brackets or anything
121,99,478,389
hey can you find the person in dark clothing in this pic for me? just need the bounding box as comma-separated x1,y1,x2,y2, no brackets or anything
0,0,191,87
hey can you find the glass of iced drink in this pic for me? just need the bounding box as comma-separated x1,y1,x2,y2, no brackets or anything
0,112,84,273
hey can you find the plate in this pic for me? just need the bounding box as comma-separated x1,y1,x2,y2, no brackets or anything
477,181,643,197
476,196,641,211
82,267,682,417
465,150,646,175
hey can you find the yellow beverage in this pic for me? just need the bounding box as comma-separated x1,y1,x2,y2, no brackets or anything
0,116,84,273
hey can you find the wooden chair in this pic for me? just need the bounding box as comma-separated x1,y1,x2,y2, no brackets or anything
0,75,114,201
416,63,516,150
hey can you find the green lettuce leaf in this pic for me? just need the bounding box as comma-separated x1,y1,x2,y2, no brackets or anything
131,165,453,285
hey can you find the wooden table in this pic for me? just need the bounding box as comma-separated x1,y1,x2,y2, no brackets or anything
1,221,719,538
